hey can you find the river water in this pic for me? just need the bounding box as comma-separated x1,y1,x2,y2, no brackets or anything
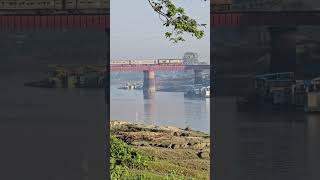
0,31,108,179
110,85,210,133
3,72,320,179
214,97,320,180
111,87,320,179
0,72,105,179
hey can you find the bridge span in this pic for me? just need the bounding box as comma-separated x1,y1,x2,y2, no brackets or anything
0,14,109,31
110,65,209,71
110,64,210,98
0,9,320,73
0,10,320,31
1,9,320,94
210,11,320,73
211,11,320,27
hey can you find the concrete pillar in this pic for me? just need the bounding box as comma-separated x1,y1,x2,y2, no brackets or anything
143,70,156,98
269,26,297,73
194,70,203,84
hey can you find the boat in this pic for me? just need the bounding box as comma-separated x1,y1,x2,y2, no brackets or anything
237,72,320,113
118,82,143,90
184,85,210,98
201,86,210,98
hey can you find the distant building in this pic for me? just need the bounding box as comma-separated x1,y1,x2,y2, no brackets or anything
183,52,199,65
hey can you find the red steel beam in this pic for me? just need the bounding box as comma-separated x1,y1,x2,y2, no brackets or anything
2,11,320,30
2,12,320,30
110,65,210,72
211,11,320,27
0,14,109,31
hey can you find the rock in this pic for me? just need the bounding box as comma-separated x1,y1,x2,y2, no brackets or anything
110,120,129,128
193,142,208,149
185,126,192,131
171,144,177,149
158,144,165,148
179,144,187,148
197,151,210,159
180,132,190,137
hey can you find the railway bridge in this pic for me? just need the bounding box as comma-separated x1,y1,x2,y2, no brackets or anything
0,10,320,73
211,10,320,73
110,63,210,98
0,7,320,97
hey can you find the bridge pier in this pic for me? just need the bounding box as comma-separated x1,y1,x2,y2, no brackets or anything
194,70,203,84
143,70,156,98
269,26,297,73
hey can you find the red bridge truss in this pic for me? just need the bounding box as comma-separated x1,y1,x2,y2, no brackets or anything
0,11,320,31
211,11,320,27
0,14,109,31
110,65,210,72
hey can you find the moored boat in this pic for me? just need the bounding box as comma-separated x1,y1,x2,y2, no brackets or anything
184,85,210,98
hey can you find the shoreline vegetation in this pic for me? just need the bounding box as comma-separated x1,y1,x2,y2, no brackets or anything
24,64,106,89
110,120,210,180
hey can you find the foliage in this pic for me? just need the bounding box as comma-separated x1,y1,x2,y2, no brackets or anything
110,135,152,179
164,170,195,180
110,135,208,179
147,0,207,43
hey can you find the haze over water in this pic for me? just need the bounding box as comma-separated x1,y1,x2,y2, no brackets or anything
110,85,210,133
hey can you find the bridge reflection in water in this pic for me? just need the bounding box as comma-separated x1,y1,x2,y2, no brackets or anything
143,97,156,125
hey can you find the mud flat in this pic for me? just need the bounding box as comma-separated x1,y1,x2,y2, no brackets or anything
110,120,210,179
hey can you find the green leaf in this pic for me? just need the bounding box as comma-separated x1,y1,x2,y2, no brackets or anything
149,0,206,43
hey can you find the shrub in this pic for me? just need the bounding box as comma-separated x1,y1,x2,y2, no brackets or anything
110,135,151,179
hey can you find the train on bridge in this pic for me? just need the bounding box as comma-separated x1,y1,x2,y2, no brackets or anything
111,59,183,66
111,59,208,66
0,0,108,14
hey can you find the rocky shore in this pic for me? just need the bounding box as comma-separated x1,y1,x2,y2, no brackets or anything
110,120,210,179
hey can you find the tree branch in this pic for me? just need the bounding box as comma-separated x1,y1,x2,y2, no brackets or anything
147,0,207,43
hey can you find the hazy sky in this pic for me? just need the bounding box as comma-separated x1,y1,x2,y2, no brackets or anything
110,0,210,63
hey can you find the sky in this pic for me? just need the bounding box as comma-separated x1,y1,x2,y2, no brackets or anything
110,0,210,63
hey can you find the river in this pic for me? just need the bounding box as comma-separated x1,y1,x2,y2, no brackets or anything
4,72,320,179
214,97,320,180
0,72,105,179
0,31,108,179
110,85,210,133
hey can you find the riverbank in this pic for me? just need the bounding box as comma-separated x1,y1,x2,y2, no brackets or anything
110,120,210,179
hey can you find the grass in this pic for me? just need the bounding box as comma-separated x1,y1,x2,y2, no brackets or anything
110,135,152,179
110,135,209,180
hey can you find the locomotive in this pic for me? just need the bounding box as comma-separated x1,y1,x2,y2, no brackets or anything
110,59,184,65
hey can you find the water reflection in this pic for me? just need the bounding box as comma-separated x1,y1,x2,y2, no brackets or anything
215,97,320,180
0,74,105,179
143,97,156,125
307,115,320,180
238,121,308,180
184,98,210,132
111,86,210,133
143,91,155,99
